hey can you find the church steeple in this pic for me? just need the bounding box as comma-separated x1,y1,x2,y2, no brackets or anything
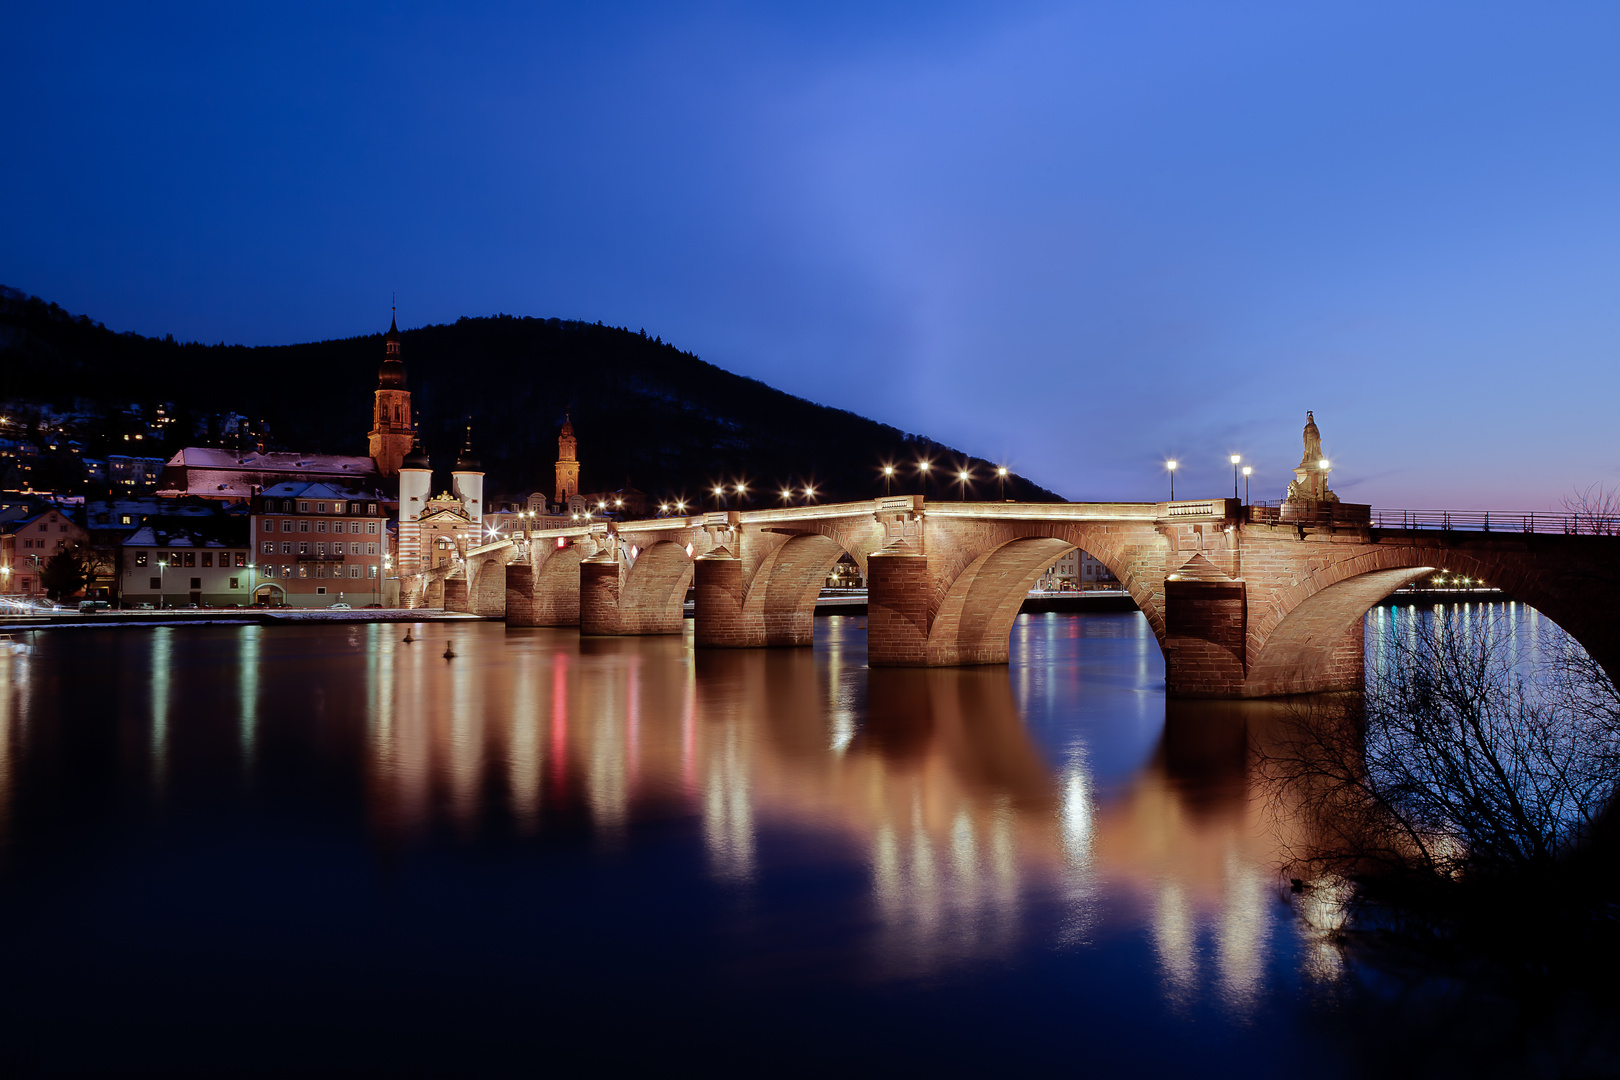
369,303,413,477
555,413,580,507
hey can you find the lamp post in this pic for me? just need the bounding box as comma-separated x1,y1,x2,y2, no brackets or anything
882,464,894,497
996,466,1008,501
957,466,971,501
803,485,816,503
781,486,794,505
734,482,747,507
1230,455,1241,499
1166,460,1178,501
713,484,726,510
1242,466,1252,506
917,459,931,499
157,559,166,609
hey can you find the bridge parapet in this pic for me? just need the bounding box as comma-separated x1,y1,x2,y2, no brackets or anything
1155,498,1241,524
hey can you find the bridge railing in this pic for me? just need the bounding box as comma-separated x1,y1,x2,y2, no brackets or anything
1246,502,1372,528
1366,508,1620,535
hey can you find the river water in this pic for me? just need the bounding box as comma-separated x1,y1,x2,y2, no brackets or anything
0,607,1588,1075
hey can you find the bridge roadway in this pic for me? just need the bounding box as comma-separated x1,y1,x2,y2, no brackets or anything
407,495,1620,699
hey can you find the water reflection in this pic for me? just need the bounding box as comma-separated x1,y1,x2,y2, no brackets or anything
0,607,1587,1073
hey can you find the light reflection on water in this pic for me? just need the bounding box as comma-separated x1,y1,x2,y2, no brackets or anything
0,605,1583,1074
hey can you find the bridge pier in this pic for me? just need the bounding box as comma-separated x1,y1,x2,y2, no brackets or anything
866,547,932,666
693,548,755,647
442,576,468,613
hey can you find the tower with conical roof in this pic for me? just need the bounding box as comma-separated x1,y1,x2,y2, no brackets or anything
396,430,432,573
554,414,580,507
452,421,484,526
368,308,414,477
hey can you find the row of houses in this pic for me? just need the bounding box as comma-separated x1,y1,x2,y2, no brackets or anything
0,482,394,607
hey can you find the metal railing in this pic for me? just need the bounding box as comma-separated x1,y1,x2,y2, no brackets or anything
1367,509,1620,535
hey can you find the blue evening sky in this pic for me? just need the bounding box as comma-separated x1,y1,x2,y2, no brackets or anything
3,2,1616,508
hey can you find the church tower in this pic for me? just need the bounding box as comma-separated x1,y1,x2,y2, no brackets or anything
368,310,414,477
554,414,580,507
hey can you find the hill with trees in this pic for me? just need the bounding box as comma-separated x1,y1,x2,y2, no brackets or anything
0,286,1060,505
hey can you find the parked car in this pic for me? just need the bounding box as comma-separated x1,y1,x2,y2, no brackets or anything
329,602,352,610
78,600,111,613
134,603,154,610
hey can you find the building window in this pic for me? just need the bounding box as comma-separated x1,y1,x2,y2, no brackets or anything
334,502,345,515
316,503,327,514
262,542,274,554
135,552,148,567
349,522,360,534
317,564,328,579
235,553,245,567
189,577,201,589
149,577,160,589
282,500,294,512
299,521,309,533
316,521,327,533
299,542,309,555
299,502,310,513
366,522,378,534
169,551,182,566
366,543,377,555
298,566,308,579
184,552,195,568
202,553,213,568
316,586,326,594
350,542,360,555
281,542,291,554
349,566,361,579
120,514,132,525
368,503,377,515
282,520,293,532
229,578,239,589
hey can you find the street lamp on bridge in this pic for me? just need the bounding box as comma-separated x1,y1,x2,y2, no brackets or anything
996,465,1008,501
1242,465,1252,506
957,466,972,501
917,459,931,499
1230,454,1241,499
882,463,895,497
1166,460,1178,501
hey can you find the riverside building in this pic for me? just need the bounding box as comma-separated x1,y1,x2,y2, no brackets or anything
250,484,388,606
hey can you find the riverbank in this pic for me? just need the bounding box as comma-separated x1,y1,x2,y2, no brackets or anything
0,608,485,631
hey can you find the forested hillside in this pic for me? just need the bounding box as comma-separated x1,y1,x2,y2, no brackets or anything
0,286,1060,504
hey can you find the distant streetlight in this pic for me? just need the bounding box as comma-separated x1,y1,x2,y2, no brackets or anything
674,500,687,514
781,487,794,504
1166,460,1178,501
1230,454,1241,499
803,485,817,502
713,484,726,510
1241,465,1252,505
734,482,748,506
882,464,895,497
996,465,1008,501
157,559,166,609
957,466,971,501
917,459,932,499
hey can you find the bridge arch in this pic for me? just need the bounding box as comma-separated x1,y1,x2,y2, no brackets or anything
725,532,851,647
869,521,1168,667
927,537,1077,665
616,539,694,634
1240,544,1617,696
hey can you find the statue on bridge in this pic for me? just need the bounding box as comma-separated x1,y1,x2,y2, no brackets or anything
1285,410,1338,504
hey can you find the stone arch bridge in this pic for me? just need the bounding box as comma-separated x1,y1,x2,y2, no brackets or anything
409,496,1620,699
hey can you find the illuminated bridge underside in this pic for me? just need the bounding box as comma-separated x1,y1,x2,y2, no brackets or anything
412,496,1620,699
